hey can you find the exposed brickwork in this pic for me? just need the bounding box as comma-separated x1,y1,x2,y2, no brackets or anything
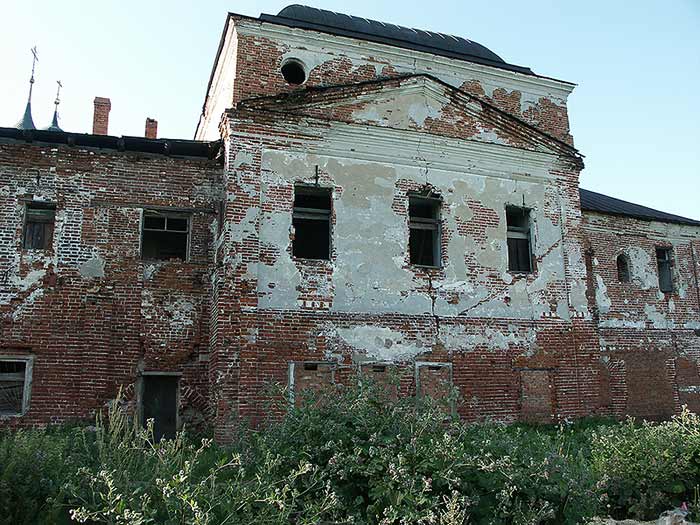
92,97,111,135
0,140,222,430
2,10,699,441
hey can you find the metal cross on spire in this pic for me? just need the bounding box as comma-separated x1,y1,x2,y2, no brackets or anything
29,46,39,100
54,80,62,107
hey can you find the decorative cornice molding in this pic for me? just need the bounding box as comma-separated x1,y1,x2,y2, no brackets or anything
233,120,568,184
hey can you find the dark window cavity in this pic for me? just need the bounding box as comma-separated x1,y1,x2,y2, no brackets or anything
656,247,673,293
409,194,441,267
506,207,533,273
616,254,631,283
0,360,29,415
23,202,55,250
281,59,306,85
141,374,178,441
292,186,331,260
141,212,189,261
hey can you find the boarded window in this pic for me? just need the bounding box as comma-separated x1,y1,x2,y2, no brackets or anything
360,362,399,400
616,254,631,283
520,369,553,423
409,194,441,267
141,375,178,441
0,359,31,415
415,362,453,414
141,212,189,261
292,187,331,260
23,202,55,250
288,361,335,405
656,247,673,292
507,207,532,273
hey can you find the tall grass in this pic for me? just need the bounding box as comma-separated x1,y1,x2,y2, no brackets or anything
1,381,699,524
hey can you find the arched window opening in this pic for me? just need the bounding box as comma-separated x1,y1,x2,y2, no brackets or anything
617,254,631,283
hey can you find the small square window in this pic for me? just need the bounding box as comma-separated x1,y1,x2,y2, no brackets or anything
656,247,673,293
506,207,533,273
292,186,331,260
142,211,189,261
0,358,32,416
23,202,56,250
409,194,441,267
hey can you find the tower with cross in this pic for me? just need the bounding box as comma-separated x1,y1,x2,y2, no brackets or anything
16,46,38,130
47,80,63,132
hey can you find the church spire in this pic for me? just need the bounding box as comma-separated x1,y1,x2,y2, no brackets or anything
47,80,63,132
17,46,38,130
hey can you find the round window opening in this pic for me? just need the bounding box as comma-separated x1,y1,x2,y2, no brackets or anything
281,59,306,85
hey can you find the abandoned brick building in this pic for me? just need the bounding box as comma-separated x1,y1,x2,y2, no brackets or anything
2,5,699,440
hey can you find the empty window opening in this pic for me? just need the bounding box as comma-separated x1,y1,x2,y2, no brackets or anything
141,211,189,261
656,247,673,293
0,359,31,416
303,362,319,371
23,202,55,250
371,365,387,373
617,254,631,283
506,207,533,273
292,186,331,260
409,194,441,267
281,59,307,85
141,374,178,441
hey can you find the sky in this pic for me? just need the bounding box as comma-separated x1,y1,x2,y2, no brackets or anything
1,1,698,220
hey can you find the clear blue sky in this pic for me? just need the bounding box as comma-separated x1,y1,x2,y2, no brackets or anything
1,1,698,220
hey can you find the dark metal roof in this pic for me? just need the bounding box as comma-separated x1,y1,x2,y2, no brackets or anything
0,127,222,160
46,109,62,132
580,188,700,227
16,101,36,130
259,5,534,76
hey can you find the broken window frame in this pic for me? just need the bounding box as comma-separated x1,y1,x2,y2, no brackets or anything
655,247,674,293
0,356,34,417
506,206,534,274
138,371,181,441
141,210,191,262
408,193,442,268
292,185,332,261
23,201,56,251
616,253,631,283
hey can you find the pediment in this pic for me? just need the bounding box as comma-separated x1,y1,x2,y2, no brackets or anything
239,75,580,160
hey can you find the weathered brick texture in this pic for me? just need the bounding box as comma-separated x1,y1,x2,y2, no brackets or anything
2,8,699,439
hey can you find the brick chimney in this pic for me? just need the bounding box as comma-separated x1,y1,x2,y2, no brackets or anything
145,118,158,139
92,97,111,135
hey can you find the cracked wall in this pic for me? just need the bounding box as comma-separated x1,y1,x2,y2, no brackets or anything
0,140,222,429
197,18,575,145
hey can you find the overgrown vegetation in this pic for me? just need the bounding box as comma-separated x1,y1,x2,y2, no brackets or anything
1,380,699,524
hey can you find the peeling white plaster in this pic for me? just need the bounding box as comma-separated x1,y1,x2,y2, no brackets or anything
336,325,427,362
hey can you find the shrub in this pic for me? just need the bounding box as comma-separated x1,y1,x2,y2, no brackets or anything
591,408,700,520
1,383,699,523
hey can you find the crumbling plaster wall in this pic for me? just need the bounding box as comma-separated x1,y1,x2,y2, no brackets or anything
214,18,575,145
0,140,222,428
583,211,700,420
584,212,700,330
209,101,600,439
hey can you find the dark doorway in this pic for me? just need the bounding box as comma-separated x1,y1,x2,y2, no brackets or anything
141,375,178,440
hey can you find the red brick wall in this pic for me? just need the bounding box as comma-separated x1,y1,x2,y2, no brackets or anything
0,140,222,429
227,23,573,143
